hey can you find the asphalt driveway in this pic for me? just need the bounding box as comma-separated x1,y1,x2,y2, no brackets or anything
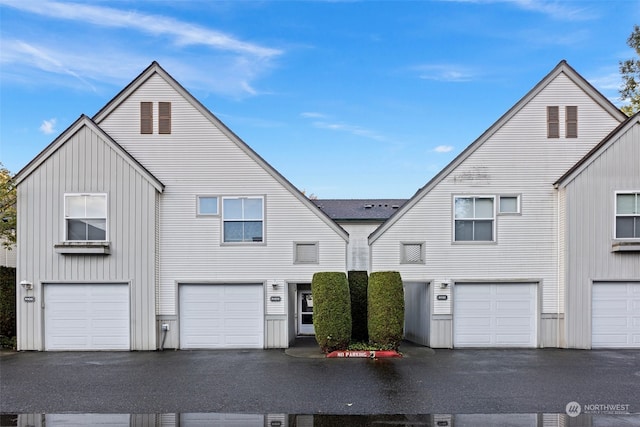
1,345,639,415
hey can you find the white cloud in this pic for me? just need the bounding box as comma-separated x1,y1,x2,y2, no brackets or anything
414,64,475,82
312,121,387,142
39,118,57,134
434,145,454,153
300,112,327,119
509,0,597,21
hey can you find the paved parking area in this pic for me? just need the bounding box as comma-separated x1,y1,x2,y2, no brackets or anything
1,346,639,415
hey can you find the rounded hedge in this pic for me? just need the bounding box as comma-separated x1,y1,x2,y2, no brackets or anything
348,270,368,342
368,271,404,350
312,272,352,353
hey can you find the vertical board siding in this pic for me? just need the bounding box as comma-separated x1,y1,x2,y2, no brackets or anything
563,123,640,348
404,282,430,346
17,126,158,350
371,73,621,342
98,74,347,317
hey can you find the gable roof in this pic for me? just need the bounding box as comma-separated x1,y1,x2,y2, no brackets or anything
313,199,408,221
14,115,164,192
93,62,348,241
369,60,627,244
554,111,640,188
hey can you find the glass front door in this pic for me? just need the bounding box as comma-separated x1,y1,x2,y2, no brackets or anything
298,291,315,335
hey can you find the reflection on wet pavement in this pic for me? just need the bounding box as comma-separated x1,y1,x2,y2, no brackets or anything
2,412,640,426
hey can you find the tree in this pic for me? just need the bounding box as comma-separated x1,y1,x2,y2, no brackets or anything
0,164,16,249
620,25,640,116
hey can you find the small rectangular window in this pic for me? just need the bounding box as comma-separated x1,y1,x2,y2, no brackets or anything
616,192,640,239
222,197,264,243
294,242,319,264
401,242,425,264
65,193,107,241
499,195,520,214
547,106,559,138
454,196,495,242
140,102,153,134
566,106,578,138
159,102,171,134
197,196,218,216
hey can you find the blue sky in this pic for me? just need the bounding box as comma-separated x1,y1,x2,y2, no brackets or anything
1,1,638,198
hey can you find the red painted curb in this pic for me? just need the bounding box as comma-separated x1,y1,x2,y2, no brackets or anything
326,350,402,358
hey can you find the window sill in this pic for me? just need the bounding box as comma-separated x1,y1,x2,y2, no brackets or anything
611,240,640,252
55,241,111,255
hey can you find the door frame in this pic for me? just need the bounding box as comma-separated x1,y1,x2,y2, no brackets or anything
297,286,314,335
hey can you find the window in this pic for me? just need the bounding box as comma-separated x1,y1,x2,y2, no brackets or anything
294,242,318,264
197,196,218,216
401,242,425,264
454,196,495,242
159,102,171,134
616,193,640,238
140,102,153,134
222,197,264,243
499,195,520,214
65,194,107,241
547,106,559,138
566,106,578,138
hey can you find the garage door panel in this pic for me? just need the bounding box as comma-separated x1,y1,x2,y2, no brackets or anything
454,283,537,348
180,284,264,349
45,284,130,351
593,282,640,348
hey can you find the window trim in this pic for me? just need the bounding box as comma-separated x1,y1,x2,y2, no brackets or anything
498,194,521,215
614,191,640,240
64,193,108,242
196,196,219,216
293,242,319,264
547,106,559,138
221,196,266,245
400,242,426,264
453,195,496,243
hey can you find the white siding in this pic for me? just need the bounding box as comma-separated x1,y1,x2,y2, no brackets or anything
561,121,640,348
371,72,622,348
16,124,159,350
98,74,347,319
0,240,16,268
339,222,379,271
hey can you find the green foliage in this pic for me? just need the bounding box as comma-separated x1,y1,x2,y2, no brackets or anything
0,267,16,348
311,272,351,353
620,25,640,116
368,271,404,350
0,163,16,248
348,270,368,342
347,341,396,351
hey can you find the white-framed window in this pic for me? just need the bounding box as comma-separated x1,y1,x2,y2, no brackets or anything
401,242,425,264
454,196,495,242
64,193,107,241
222,196,264,243
197,196,219,216
294,242,319,264
498,195,520,214
616,192,640,239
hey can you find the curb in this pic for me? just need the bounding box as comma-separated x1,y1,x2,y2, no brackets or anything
326,350,402,358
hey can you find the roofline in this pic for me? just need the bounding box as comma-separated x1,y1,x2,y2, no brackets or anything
554,111,640,188
93,62,348,242
14,115,165,192
369,60,627,244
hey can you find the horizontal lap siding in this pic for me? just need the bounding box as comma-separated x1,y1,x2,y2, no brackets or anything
563,123,640,348
99,75,347,316
17,126,158,350
371,73,621,315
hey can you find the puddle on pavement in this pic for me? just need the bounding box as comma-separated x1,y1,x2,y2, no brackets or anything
2,412,640,426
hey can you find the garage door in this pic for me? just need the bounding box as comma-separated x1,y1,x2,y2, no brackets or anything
592,282,640,348
180,284,264,349
44,284,130,350
454,283,537,348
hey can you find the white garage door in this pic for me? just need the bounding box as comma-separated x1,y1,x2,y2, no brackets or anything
592,282,640,348
44,284,130,350
454,283,537,348
180,284,264,349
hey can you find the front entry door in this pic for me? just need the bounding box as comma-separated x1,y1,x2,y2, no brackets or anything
298,291,315,335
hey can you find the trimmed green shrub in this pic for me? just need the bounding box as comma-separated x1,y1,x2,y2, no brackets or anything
368,271,404,350
348,270,368,342
312,272,351,353
0,266,16,347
